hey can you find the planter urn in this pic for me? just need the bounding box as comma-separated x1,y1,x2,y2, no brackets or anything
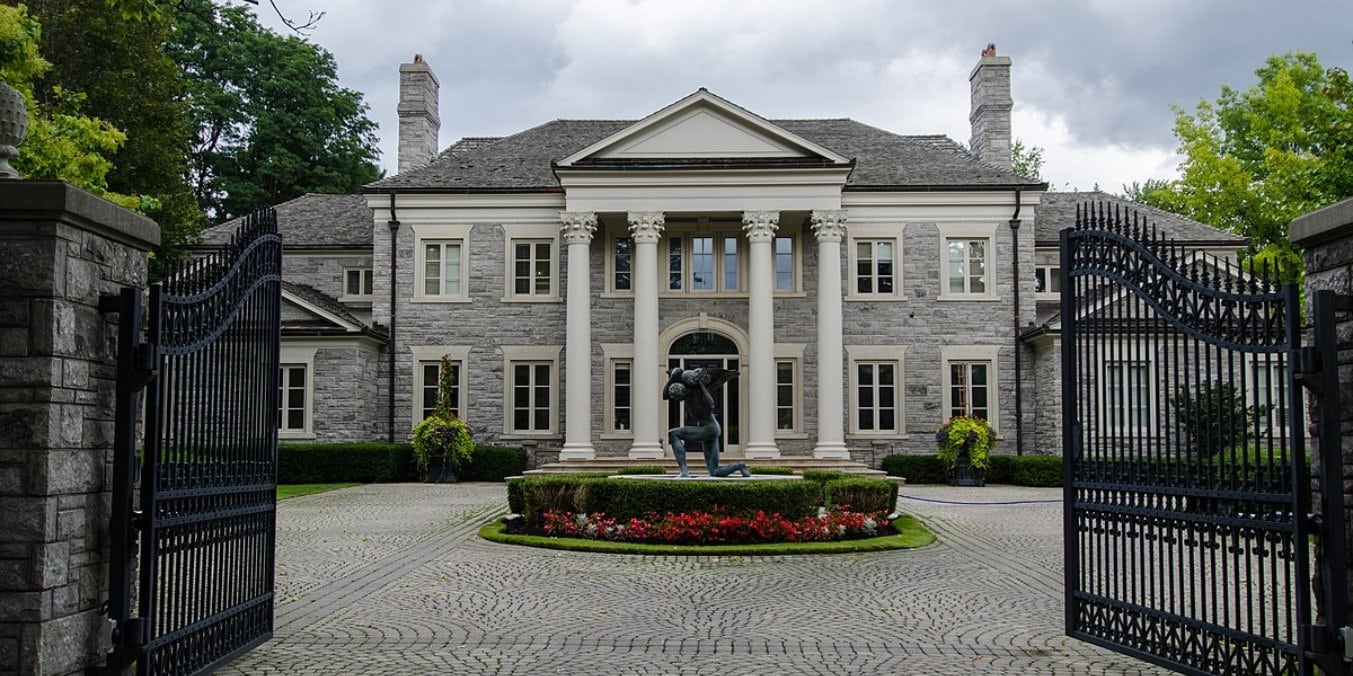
0,81,28,179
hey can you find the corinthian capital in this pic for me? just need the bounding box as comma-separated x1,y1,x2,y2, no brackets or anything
627,211,665,244
741,211,780,242
560,211,597,245
810,210,848,243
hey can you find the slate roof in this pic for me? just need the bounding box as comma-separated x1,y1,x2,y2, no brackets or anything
201,193,374,248
366,118,1042,192
1035,191,1246,246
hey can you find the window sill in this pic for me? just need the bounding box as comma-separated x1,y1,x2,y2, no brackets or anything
278,431,315,441
499,296,563,304
774,432,809,440
340,297,374,306
935,295,1001,302
500,433,562,441
847,432,909,440
410,297,473,304
845,295,906,302
599,432,635,441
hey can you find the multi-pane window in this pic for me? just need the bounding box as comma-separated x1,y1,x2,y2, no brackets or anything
344,268,374,297
724,238,739,291
855,362,897,432
511,362,552,433
856,240,895,294
612,361,632,432
691,237,715,291
775,236,794,290
278,364,307,432
1252,361,1287,428
668,237,684,290
422,240,463,296
649,233,743,293
1105,361,1150,430
512,240,553,296
419,360,462,420
946,238,989,295
614,237,633,290
948,361,990,419
1034,265,1061,295
776,360,796,431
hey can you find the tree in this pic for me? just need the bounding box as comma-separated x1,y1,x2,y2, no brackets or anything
25,0,206,266
1012,139,1045,182
0,4,138,206
168,0,381,222
1130,52,1353,282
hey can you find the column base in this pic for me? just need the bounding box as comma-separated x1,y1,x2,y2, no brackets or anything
742,442,780,459
628,442,664,460
812,442,851,460
558,442,596,461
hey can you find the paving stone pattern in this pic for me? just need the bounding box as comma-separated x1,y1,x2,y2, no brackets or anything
222,484,1168,675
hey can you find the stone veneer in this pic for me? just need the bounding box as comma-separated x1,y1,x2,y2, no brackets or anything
0,182,158,675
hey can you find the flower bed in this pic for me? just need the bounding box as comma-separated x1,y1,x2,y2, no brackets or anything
540,507,890,545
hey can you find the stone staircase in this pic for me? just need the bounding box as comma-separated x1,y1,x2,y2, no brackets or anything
525,456,893,479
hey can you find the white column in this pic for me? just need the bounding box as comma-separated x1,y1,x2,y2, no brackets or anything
559,212,597,460
811,210,850,459
742,211,780,459
628,212,665,459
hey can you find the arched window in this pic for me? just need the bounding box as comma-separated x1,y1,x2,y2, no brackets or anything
670,331,738,355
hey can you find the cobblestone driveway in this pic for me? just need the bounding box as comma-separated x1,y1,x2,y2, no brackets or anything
221,483,1167,675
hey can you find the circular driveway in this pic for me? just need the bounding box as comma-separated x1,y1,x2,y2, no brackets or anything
222,483,1166,675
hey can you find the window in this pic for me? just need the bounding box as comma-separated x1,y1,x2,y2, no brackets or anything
421,240,463,297
846,345,905,436
691,237,715,291
775,236,794,291
343,268,373,298
776,360,795,431
614,237,633,291
648,228,744,294
856,240,896,295
948,361,991,419
278,364,307,433
1104,361,1150,430
668,237,684,290
612,360,632,433
1251,360,1289,430
1034,265,1061,296
511,363,552,433
512,240,553,297
418,359,462,420
724,238,739,291
946,239,989,295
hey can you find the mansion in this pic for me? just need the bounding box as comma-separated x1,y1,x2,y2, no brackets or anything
201,47,1244,465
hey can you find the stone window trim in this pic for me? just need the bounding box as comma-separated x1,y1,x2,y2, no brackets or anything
774,343,808,439
341,267,374,303
1034,264,1062,300
936,222,1000,302
846,224,904,300
600,343,634,440
410,345,471,429
411,223,472,303
501,345,563,439
846,344,907,438
278,346,317,440
939,344,1001,433
502,224,562,302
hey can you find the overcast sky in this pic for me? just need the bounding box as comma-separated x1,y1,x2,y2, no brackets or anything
257,0,1352,193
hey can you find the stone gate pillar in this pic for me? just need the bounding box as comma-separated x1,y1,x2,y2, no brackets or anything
0,182,159,675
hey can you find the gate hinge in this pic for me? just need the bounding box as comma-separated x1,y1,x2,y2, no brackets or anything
1293,346,1324,395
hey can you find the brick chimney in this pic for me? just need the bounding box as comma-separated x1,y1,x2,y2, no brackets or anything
397,54,440,174
969,43,1012,169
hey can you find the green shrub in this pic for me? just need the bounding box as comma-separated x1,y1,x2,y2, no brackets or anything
748,465,796,475
986,455,1015,484
460,445,528,481
277,442,413,483
880,455,948,484
1011,455,1063,487
936,416,995,470
584,478,820,521
801,469,848,483
1171,380,1270,458
824,478,897,514
507,477,527,514
515,475,606,524
615,465,668,475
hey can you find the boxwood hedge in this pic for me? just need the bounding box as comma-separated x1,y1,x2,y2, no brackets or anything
278,442,526,484
881,453,1064,487
508,475,823,526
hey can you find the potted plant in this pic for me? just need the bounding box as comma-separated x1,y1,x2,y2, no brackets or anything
411,356,473,482
935,416,994,487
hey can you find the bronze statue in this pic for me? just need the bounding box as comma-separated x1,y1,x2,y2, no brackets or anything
662,367,749,478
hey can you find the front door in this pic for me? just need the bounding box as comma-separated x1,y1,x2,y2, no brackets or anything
667,331,741,455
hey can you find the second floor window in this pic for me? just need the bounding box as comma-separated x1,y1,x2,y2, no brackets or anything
1034,265,1061,295
856,240,895,294
344,268,374,298
946,238,989,295
422,240,463,297
513,240,553,297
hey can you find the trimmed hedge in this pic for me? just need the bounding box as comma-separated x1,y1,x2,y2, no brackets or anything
458,445,529,481
508,475,822,525
801,469,849,483
823,478,897,514
277,442,416,483
881,453,1064,487
615,465,668,475
748,465,796,475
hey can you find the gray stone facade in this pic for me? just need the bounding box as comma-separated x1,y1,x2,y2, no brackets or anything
969,50,1013,170
0,182,158,675
397,58,440,174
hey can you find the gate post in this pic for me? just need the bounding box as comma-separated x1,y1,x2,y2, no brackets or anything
1294,197,1353,669
0,182,158,675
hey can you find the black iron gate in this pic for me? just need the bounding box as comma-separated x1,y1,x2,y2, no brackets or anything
1061,202,1349,675
104,209,282,675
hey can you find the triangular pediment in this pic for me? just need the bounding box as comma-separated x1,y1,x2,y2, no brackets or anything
280,287,365,333
558,89,850,166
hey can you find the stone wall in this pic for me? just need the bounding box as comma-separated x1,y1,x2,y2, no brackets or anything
1292,197,1353,625
0,182,158,675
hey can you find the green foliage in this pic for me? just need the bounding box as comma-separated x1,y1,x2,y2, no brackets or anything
1011,456,1063,487
509,476,822,526
614,465,668,475
880,454,949,484
167,0,381,222
823,478,897,514
277,442,415,484
411,356,474,474
1170,381,1270,459
985,455,1015,484
748,465,796,475
457,445,527,482
1012,138,1045,182
1130,52,1353,284
277,482,357,500
935,416,996,470
800,469,849,483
